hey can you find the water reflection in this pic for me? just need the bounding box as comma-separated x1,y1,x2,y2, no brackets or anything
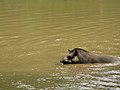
34,64,120,90
11,63,120,90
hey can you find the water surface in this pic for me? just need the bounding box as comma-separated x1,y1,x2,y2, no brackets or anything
0,0,120,90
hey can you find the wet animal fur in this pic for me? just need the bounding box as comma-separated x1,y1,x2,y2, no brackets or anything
60,48,120,64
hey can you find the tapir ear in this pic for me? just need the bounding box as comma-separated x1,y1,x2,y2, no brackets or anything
74,49,78,54
68,49,71,52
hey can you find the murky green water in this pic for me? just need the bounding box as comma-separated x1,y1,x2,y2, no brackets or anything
0,0,120,90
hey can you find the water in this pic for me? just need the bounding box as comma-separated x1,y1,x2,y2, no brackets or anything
0,0,120,90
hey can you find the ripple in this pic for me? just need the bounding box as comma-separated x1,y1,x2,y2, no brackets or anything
54,38,62,42
17,51,41,57
0,37,4,39
95,76,119,82
92,80,120,87
103,70,120,75
40,41,47,44
12,81,36,90
10,36,20,39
